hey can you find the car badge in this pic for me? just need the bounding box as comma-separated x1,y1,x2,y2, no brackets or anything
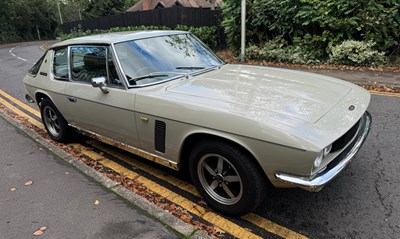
349,105,355,111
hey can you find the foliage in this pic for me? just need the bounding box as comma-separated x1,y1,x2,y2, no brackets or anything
246,37,322,64
328,40,386,66
83,0,125,18
124,0,139,10
175,25,218,49
0,0,142,44
221,0,400,65
60,25,219,49
0,0,59,42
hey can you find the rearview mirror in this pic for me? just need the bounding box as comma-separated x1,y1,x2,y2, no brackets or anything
91,77,109,93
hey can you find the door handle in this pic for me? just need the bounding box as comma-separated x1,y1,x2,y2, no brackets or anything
67,97,77,103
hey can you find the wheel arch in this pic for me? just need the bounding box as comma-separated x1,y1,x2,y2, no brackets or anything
35,91,52,106
179,132,269,181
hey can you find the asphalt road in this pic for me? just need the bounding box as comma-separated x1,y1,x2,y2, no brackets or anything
0,41,399,238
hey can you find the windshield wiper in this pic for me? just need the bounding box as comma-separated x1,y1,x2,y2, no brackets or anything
128,72,189,85
129,73,169,82
176,66,206,70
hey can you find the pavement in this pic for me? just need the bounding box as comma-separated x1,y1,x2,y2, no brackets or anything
0,112,184,238
296,68,400,88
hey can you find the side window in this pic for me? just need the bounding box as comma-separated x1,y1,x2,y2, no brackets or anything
53,48,69,80
29,52,46,76
70,46,107,83
107,48,122,87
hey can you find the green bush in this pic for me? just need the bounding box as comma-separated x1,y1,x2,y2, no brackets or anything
60,25,219,49
328,40,386,66
175,25,218,49
246,37,322,64
221,0,400,65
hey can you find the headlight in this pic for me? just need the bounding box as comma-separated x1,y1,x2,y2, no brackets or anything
313,152,323,167
313,144,332,168
323,144,332,156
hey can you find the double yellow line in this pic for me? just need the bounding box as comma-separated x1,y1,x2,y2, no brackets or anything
0,88,307,239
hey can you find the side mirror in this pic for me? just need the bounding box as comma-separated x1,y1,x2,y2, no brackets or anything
91,77,109,94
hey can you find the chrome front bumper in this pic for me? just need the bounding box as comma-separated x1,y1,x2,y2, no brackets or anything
275,111,372,192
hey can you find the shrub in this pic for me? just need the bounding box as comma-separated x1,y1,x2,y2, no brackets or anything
329,40,386,66
176,25,218,49
222,0,400,64
246,37,322,64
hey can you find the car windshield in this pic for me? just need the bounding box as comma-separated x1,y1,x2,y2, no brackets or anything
114,33,224,86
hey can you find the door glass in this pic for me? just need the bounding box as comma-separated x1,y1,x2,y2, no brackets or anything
53,48,69,80
70,46,107,83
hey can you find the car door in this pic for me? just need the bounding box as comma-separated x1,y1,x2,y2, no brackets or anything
65,45,140,147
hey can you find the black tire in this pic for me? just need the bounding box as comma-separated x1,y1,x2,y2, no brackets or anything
189,140,267,216
40,98,72,142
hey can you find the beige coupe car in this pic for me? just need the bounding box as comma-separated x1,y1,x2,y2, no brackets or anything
23,31,371,216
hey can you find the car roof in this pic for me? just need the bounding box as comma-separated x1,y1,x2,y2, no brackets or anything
51,30,188,48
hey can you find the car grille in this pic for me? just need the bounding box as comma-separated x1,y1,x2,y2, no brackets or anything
331,119,361,152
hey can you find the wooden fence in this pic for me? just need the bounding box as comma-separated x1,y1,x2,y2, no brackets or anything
61,8,222,33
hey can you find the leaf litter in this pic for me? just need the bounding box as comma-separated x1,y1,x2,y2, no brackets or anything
0,106,225,238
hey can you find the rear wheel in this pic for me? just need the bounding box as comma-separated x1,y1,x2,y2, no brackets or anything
189,140,267,216
40,98,72,142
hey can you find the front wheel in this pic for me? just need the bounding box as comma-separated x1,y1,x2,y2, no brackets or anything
189,140,267,216
40,98,72,142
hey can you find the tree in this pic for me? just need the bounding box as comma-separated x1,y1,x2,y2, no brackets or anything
124,0,139,10
83,0,125,18
10,0,58,41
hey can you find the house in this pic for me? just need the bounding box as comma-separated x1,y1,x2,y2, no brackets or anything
127,0,223,12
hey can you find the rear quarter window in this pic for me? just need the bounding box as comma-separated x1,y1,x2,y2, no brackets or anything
53,47,69,80
28,52,46,76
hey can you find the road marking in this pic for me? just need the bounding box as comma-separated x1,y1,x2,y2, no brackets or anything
9,48,16,57
243,214,308,239
89,140,308,239
69,143,264,239
9,46,28,62
368,90,400,98
0,96,43,129
0,91,309,239
0,89,40,117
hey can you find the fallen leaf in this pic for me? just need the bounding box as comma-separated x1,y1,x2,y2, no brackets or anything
94,200,100,205
33,230,43,236
197,200,207,207
25,180,33,186
180,214,192,223
10,188,16,192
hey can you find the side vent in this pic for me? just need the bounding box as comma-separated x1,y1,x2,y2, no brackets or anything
154,120,166,153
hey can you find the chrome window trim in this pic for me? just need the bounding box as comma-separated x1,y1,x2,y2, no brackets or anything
50,47,70,82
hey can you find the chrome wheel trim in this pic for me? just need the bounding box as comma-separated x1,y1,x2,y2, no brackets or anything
43,106,60,137
197,153,243,205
